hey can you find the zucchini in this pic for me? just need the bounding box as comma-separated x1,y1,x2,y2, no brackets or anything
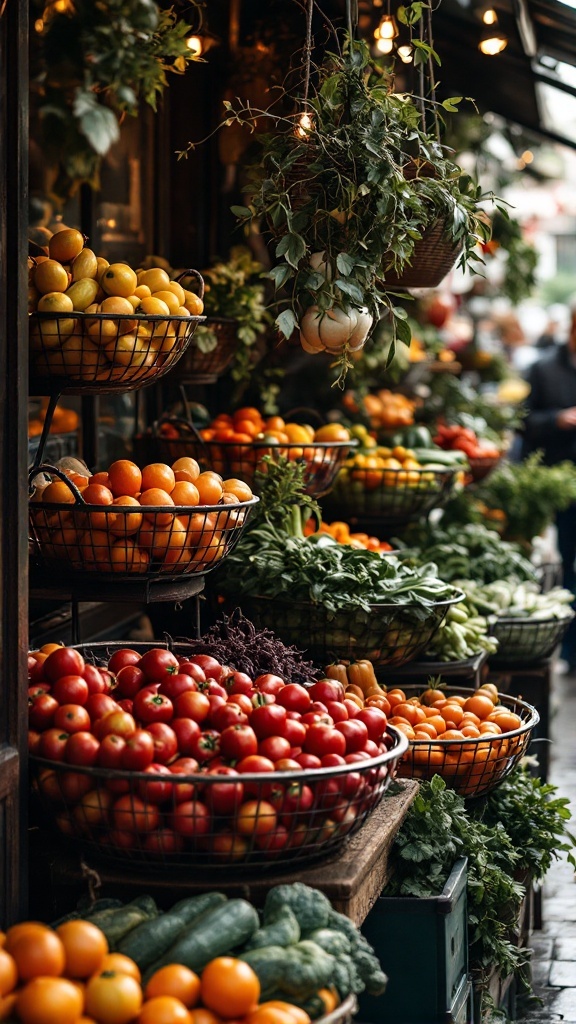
145,898,259,980
119,893,227,970
87,897,159,949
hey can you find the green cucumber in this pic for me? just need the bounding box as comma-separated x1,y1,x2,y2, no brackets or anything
118,893,227,970
411,447,468,466
145,898,259,980
87,897,159,949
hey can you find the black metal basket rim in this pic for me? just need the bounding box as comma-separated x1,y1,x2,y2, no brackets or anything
491,611,575,626
199,438,359,451
31,495,259,515
198,316,238,326
342,464,462,476
245,588,466,611
29,311,206,324
30,725,408,785
398,684,539,742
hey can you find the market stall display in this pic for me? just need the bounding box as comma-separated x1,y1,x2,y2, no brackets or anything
461,582,575,666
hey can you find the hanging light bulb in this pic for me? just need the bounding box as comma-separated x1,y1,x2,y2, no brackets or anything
397,44,413,63
478,10,508,54
186,34,204,56
374,14,399,40
376,36,395,54
295,111,314,138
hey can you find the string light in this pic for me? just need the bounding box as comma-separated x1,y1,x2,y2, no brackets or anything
374,14,399,40
186,34,203,56
478,10,508,54
295,111,314,138
482,8,498,24
521,149,534,164
375,36,395,54
397,44,414,63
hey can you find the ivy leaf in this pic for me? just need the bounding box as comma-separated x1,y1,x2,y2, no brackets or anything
335,278,365,304
442,96,463,112
276,309,298,339
395,316,412,346
231,205,253,218
73,89,120,156
276,233,306,269
337,252,355,276
268,264,294,289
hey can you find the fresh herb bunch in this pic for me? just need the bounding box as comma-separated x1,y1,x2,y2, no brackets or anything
479,767,576,880
35,0,197,198
229,32,497,377
194,246,272,382
216,456,458,613
388,776,528,998
398,522,539,586
477,453,576,542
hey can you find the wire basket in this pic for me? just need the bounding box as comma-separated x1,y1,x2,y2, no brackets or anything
488,612,575,667
318,995,358,1024
175,317,240,382
148,420,358,499
381,218,463,290
322,465,461,528
29,464,258,583
29,270,205,395
535,561,564,594
396,686,539,798
465,453,503,484
29,728,407,870
231,591,464,667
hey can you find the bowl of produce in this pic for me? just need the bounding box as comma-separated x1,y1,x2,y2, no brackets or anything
29,459,258,582
28,642,408,868
29,234,205,393
461,581,575,667
322,445,466,528
433,423,503,483
150,409,358,499
235,591,464,668
390,684,539,797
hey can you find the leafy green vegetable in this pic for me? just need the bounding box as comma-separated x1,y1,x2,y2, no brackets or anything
477,453,576,542
398,522,538,587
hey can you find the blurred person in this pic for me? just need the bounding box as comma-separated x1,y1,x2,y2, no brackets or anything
524,300,576,670
535,304,568,350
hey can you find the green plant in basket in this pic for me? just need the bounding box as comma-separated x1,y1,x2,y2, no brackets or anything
193,246,272,381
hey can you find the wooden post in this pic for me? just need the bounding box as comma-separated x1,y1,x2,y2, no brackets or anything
0,0,30,924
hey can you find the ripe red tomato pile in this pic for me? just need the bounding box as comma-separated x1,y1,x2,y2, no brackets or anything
434,424,500,460
28,644,394,860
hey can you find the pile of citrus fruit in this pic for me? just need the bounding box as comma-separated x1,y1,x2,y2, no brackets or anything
29,457,255,576
0,916,309,1023
28,229,204,383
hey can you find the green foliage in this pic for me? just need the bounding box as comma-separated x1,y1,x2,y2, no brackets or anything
193,246,272,382
490,212,539,304
477,453,576,542
399,521,539,586
35,0,197,198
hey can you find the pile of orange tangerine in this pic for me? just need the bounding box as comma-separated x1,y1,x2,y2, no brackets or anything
390,683,527,796
29,457,254,576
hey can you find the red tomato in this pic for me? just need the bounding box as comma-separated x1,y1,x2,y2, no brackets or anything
113,793,160,833
187,654,223,681
251,705,287,740
86,693,119,722
356,707,388,742
60,770,92,802
147,722,178,764
210,703,248,732
65,731,100,766
54,704,91,734
29,692,59,730
107,648,141,674
117,698,134,714
171,799,211,837
97,733,127,769
115,665,145,699
99,669,115,694
274,758,302,771
133,690,173,725
333,804,358,833
158,673,197,701
236,799,277,836
336,719,369,753
301,711,333,728
321,753,346,767
283,718,306,748
304,724,346,758
309,701,329,715
138,648,179,682
258,736,291,762
205,681,227,700
29,658,48,684
138,763,173,803
325,701,349,723
225,671,253,694
168,757,199,803
205,766,244,815
220,724,258,761
144,828,185,855
52,675,89,707
28,683,51,700
121,729,155,770
176,660,206,684
43,647,85,683
364,739,381,757
254,674,285,696
189,729,221,764
255,824,289,853
96,710,137,739
28,730,42,754
314,778,341,811
171,717,201,756
250,692,275,708
227,693,253,715
343,699,361,719
174,690,210,724
207,695,227,719
82,663,109,694
280,781,314,814
236,754,275,774
294,752,322,770
276,684,311,714
38,728,70,760
309,679,345,704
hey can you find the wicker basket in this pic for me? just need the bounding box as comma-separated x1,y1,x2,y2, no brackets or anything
176,317,240,382
381,218,462,290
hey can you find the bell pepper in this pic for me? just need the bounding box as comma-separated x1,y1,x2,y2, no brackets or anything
325,663,350,688
347,659,383,696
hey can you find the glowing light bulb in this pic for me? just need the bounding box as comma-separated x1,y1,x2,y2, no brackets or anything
397,44,413,63
479,9,508,54
295,112,314,138
482,8,498,24
375,14,398,40
521,149,534,164
376,36,394,54
186,35,203,56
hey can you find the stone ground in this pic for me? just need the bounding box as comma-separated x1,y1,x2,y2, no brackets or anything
517,668,576,1022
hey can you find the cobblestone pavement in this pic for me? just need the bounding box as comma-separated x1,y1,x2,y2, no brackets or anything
517,669,576,1022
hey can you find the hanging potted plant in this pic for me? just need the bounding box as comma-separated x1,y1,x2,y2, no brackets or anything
221,2,499,383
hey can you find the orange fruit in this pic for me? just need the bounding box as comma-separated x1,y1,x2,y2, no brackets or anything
144,965,200,1008
17,976,83,1024
152,290,180,314
200,957,260,1019
139,268,171,293
108,460,142,498
48,228,85,264
0,950,17,996
141,463,175,494
139,489,175,525
139,297,170,316
10,926,65,980
101,264,138,298
222,478,253,502
56,920,108,978
172,458,200,482
137,995,193,1024
37,292,74,314
171,481,200,506
184,293,204,315
34,259,70,294
99,953,141,981
195,472,223,505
